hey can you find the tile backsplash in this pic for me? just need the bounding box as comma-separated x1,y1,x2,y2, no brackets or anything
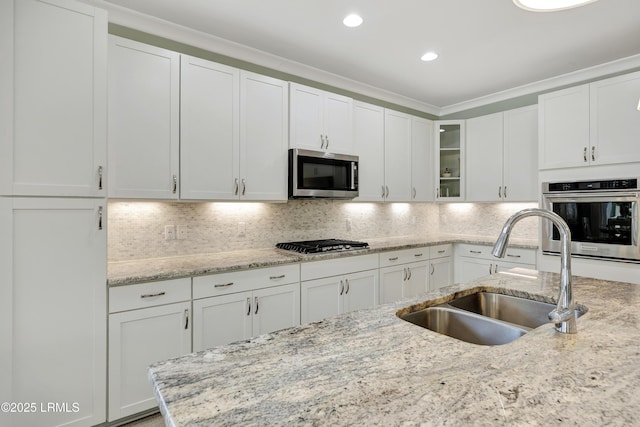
108,200,538,261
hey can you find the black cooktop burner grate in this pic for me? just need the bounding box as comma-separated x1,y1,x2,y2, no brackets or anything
276,239,369,254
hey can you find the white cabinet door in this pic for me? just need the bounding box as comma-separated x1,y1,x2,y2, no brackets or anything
289,83,353,153
403,261,428,299
538,84,590,170
379,265,405,304
2,0,107,197
0,197,106,427
411,117,434,202
503,105,538,201
240,71,288,201
252,283,300,336
301,277,343,323
589,71,640,166
180,55,239,200
466,112,503,202
455,257,493,284
289,83,324,151
324,91,354,154
108,36,180,199
193,292,253,351
429,257,453,291
384,109,413,201
342,270,378,313
108,302,191,421
353,101,385,201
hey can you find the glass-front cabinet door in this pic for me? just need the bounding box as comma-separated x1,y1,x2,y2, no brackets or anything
434,120,465,200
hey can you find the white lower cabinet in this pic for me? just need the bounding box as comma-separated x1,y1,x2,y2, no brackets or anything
108,278,191,422
454,243,536,284
192,265,300,351
0,197,106,427
300,254,378,323
380,245,452,303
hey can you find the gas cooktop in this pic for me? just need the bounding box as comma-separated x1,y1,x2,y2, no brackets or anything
276,239,369,254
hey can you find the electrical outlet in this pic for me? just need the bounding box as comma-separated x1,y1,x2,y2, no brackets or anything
238,222,246,237
176,225,187,240
164,225,176,240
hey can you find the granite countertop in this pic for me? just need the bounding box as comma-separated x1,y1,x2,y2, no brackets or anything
149,270,639,426
108,234,537,286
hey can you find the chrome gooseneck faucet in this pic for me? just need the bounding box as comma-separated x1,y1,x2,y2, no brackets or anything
492,208,577,334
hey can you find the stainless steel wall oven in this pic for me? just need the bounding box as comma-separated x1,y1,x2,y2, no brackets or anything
542,178,639,262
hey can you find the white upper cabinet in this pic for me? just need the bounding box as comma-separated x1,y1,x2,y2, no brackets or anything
289,82,353,153
239,71,289,201
1,0,107,197
589,71,640,166
180,55,239,200
411,117,435,202
538,84,591,170
434,120,465,201
353,101,385,201
539,70,640,170
108,36,180,199
384,109,413,201
466,106,537,202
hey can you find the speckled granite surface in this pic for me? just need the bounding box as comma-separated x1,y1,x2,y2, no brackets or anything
149,270,639,426
108,234,537,286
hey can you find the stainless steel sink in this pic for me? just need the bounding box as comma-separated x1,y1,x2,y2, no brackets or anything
447,292,556,329
399,291,587,346
400,306,527,346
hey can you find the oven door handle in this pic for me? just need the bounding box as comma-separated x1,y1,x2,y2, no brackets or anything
543,193,639,203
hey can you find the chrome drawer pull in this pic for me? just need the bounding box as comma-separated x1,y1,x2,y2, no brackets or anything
470,250,482,254
507,254,521,258
389,257,399,261
141,292,166,299
214,282,234,288
414,253,424,257
269,275,285,280
437,250,445,254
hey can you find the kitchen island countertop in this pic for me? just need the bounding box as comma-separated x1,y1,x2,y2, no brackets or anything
108,234,537,286
149,270,640,426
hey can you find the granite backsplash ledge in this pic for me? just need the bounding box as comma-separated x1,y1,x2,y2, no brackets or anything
107,200,538,262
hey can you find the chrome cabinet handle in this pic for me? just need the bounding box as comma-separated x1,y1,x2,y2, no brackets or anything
339,280,344,295
591,146,595,161
498,186,502,199
254,296,259,315
430,264,435,275
241,178,246,195
234,178,239,195
214,282,234,288
504,186,507,199
98,166,103,190
184,309,189,330
407,267,412,280
412,187,416,199
385,186,389,198
98,206,103,230
436,187,440,198
381,185,386,199
246,298,251,316
583,147,588,162
494,264,498,274
269,275,285,280
403,268,407,281
325,135,329,149
345,279,350,294
489,263,492,274
172,175,177,193
141,291,166,298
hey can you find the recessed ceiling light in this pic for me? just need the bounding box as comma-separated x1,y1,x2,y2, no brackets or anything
513,0,599,12
421,52,439,62
343,14,363,28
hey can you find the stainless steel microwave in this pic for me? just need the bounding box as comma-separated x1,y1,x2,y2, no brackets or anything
541,178,639,262
288,149,359,199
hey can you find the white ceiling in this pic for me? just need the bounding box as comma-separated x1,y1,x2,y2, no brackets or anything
103,0,640,114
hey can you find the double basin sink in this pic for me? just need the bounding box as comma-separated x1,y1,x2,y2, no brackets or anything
399,291,587,345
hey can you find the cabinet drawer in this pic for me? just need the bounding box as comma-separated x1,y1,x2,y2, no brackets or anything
193,264,300,299
301,254,378,281
456,243,536,265
109,278,191,313
500,247,536,265
455,243,493,259
429,244,452,259
379,247,428,267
